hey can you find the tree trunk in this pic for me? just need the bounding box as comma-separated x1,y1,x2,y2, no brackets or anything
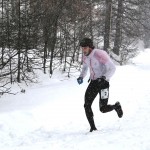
11,0,16,19
113,0,124,55
17,0,21,83
49,22,58,75
89,1,93,40
43,39,47,74
25,0,29,72
6,1,13,83
104,0,112,52
1,0,4,65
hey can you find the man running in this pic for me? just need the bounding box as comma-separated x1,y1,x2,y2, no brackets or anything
77,38,123,132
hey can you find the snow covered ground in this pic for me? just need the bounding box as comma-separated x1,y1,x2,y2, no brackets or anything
0,49,150,150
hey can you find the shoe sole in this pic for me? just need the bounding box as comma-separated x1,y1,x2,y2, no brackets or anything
115,102,123,118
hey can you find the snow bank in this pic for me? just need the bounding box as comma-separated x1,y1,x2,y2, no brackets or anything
0,49,150,150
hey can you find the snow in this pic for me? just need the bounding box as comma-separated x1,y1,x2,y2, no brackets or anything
0,49,150,150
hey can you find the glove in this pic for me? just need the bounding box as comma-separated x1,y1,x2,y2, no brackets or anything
77,77,83,85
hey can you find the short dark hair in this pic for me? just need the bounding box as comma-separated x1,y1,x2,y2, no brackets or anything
79,38,95,49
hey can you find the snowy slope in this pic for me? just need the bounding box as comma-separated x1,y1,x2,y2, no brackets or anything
0,49,150,150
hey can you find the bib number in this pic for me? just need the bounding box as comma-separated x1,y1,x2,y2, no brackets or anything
101,88,109,99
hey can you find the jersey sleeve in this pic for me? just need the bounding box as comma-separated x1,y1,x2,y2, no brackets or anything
79,57,88,78
103,61,116,80
94,50,116,80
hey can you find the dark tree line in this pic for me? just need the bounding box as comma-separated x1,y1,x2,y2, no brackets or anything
0,0,150,95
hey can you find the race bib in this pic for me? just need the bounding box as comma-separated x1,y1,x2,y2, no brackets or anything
101,88,109,99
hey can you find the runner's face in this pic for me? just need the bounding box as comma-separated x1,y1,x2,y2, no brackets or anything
81,46,90,56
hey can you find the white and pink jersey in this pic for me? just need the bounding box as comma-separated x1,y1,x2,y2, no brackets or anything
80,49,116,81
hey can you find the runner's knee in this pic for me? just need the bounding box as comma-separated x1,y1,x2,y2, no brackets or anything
100,106,106,113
